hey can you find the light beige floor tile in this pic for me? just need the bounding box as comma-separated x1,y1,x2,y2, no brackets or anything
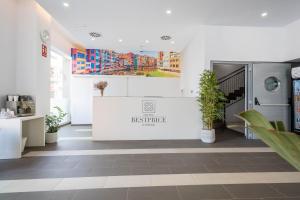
24,147,273,157
150,174,197,186
0,178,62,193
104,175,152,188
54,176,107,191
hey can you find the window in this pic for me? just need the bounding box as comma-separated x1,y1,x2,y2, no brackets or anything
50,50,71,124
264,76,280,92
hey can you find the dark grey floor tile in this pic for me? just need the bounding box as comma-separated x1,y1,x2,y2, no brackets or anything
182,156,218,166
148,157,185,168
247,156,290,165
53,168,94,178
26,127,265,151
177,185,231,200
90,166,132,176
241,164,297,172
12,192,50,200
128,186,180,200
269,183,300,197
223,184,283,199
264,197,300,200
0,193,20,200
169,165,208,174
113,159,150,168
131,166,171,175
205,164,245,173
73,188,127,200
213,157,252,165
75,160,114,169
0,191,75,200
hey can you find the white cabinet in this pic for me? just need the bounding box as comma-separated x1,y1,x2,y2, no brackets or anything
0,116,45,159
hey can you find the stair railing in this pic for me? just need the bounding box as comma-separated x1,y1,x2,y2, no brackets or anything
218,68,245,123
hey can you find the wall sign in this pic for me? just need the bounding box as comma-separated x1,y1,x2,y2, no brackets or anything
131,100,166,126
42,44,47,58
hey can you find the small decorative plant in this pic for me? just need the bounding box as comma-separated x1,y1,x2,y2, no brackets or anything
46,106,67,133
95,81,108,96
198,70,226,130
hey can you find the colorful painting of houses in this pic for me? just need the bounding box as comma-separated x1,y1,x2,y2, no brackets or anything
71,48,181,77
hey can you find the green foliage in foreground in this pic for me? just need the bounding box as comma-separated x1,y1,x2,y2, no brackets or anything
237,109,300,171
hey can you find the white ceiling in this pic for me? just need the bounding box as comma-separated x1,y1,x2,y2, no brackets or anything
36,0,300,51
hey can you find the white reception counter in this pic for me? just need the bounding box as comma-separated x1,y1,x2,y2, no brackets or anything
92,97,202,140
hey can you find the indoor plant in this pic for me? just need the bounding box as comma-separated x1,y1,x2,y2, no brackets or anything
198,70,226,143
45,106,67,143
95,81,108,96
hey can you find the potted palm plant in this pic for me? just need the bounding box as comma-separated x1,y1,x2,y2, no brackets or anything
45,106,67,143
197,70,226,143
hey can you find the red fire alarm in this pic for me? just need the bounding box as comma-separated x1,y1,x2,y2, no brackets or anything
42,44,47,58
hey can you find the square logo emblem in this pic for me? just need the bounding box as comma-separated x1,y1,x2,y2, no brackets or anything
142,100,156,113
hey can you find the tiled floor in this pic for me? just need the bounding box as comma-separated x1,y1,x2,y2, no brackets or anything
0,125,299,200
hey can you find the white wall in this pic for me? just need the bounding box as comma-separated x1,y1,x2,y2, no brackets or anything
13,0,79,116
180,25,287,97
285,19,300,61
204,26,286,66
180,30,205,97
15,0,51,116
71,76,181,124
0,0,17,107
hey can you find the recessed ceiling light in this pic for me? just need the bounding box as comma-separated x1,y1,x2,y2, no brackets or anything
171,41,175,44
145,40,150,44
166,9,172,15
261,12,268,17
63,2,69,7
118,38,123,43
161,35,172,40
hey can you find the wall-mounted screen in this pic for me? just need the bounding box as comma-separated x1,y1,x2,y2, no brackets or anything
71,48,180,77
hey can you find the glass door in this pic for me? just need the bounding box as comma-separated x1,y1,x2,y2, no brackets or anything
50,50,71,124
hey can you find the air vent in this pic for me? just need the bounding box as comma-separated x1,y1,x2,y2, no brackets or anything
89,32,102,38
161,35,172,40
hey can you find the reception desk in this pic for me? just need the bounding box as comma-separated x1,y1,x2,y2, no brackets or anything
92,97,202,140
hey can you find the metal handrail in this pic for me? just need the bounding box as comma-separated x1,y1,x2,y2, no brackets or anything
218,68,245,84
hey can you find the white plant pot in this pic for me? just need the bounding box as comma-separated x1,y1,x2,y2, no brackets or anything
201,129,216,143
45,132,58,144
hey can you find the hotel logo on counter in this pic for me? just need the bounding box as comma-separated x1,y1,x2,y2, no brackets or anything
142,101,156,113
131,100,166,126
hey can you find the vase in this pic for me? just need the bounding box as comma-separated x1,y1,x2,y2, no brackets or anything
46,132,58,143
200,129,216,143
100,89,104,96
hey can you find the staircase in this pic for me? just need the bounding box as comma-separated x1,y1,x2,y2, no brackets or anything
218,68,245,133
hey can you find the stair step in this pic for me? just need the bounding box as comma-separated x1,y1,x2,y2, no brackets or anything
226,122,245,134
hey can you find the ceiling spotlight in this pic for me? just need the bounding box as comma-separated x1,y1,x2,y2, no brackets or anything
63,2,70,7
161,35,172,40
118,38,123,43
261,12,268,17
145,40,150,44
166,9,172,15
171,41,175,44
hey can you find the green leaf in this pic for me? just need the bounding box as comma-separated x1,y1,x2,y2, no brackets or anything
238,109,274,130
238,110,300,171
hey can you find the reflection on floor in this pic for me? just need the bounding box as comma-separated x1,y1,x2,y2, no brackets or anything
0,125,299,200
